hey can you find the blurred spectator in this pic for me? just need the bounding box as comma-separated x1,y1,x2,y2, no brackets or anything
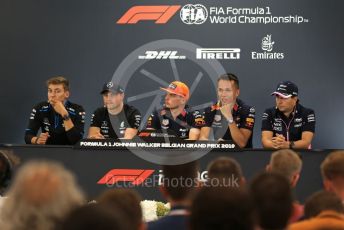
0,150,20,195
304,190,344,219
58,204,130,230
267,149,302,187
207,156,245,188
321,151,344,201
97,188,145,230
266,149,304,222
190,186,254,230
0,160,84,230
289,190,344,230
249,172,293,230
148,161,199,230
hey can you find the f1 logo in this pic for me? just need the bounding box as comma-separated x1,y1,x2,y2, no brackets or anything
117,5,181,24
138,132,151,137
97,169,155,185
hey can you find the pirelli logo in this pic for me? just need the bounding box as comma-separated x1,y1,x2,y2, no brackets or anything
117,5,181,24
196,48,241,59
97,169,155,186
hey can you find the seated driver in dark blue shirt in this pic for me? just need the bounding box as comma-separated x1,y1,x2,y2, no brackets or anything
261,81,315,149
25,76,85,145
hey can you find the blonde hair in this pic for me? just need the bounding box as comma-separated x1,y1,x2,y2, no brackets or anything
269,149,302,182
0,160,84,230
321,151,344,180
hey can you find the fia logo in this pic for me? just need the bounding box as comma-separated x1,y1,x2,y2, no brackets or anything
261,35,275,52
180,4,208,25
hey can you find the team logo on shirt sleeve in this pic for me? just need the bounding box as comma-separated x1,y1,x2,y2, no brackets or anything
307,114,315,123
262,112,269,120
248,107,255,118
134,115,141,128
90,113,95,123
245,117,255,128
30,108,37,120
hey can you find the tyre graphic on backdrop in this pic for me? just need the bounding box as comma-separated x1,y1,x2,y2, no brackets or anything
110,39,227,165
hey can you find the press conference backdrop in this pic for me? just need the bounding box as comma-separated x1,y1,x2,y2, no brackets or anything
1,0,343,148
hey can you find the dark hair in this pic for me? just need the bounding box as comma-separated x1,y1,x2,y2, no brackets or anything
304,191,344,219
97,188,142,229
162,161,198,201
46,76,70,91
207,157,243,186
249,172,293,230
0,150,13,194
190,187,253,230
217,73,239,89
58,204,130,230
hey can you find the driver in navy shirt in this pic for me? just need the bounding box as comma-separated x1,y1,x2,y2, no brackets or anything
24,76,85,145
261,81,315,149
199,73,255,148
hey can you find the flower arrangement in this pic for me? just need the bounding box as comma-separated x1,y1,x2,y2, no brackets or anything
141,200,170,222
